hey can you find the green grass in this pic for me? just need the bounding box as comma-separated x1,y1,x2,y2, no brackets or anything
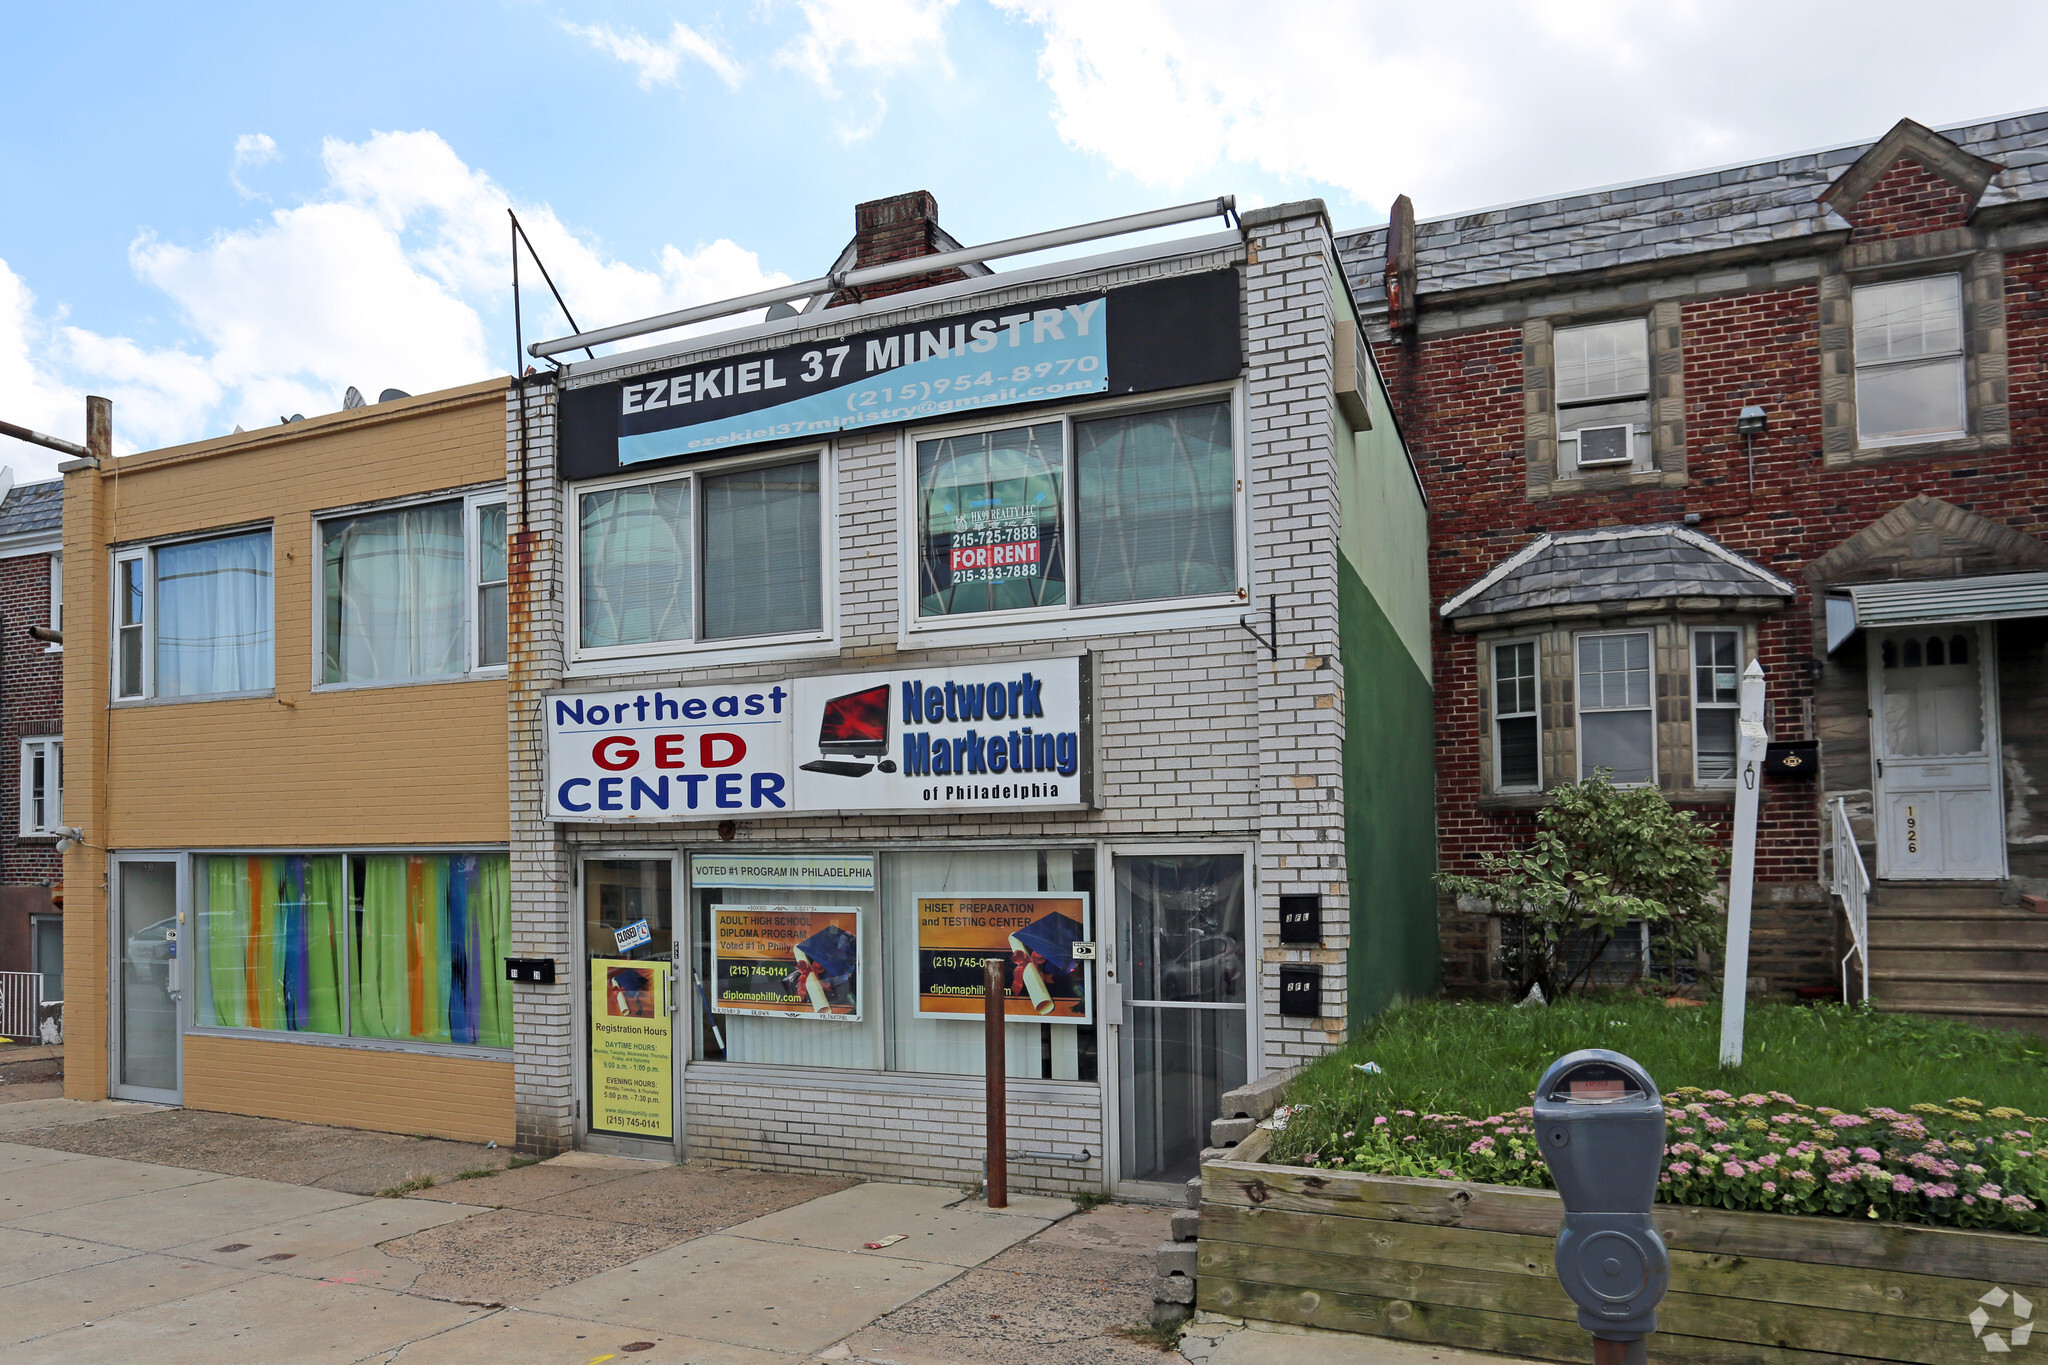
1275,995,2048,1145
1069,1189,1112,1212
506,1154,541,1170
375,1172,438,1198
453,1165,499,1181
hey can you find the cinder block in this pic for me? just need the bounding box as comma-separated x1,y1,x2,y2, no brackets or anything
1151,1273,1195,1305
1156,1242,1197,1277
1184,1177,1203,1209
1209,1117,1256,1147
1170,1208,1201,1242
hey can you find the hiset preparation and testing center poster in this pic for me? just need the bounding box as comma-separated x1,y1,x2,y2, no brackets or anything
916,894,1091,1022
588,958,672,1139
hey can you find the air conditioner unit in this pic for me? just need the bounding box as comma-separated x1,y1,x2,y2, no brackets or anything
1571,424,1634,467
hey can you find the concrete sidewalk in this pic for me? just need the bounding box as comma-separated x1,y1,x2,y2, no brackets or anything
0,1120,1173,1363
1182,1319,1547,1365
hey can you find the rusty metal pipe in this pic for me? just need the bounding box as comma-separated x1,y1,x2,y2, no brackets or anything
984,956,1008,1209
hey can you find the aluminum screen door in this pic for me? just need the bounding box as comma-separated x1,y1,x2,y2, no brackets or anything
1116,853,1249,1185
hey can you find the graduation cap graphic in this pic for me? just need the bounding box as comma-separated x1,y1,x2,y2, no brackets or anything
800,684,897,779
789,923,858,1014
1008,911,1084,1016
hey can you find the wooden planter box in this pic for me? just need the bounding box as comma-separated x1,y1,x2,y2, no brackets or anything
1199,1129,2046,1364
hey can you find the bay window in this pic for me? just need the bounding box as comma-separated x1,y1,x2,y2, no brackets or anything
1492,641,1540,790
319,492,505,686
575,453,825,659
114,528,274,701
1692,629,1741,784
913,398,1240,626
1576,631,1654,784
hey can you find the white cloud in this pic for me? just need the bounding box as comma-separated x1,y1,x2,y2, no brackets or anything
0,130,789,462
780,0,957,95
0,263,86,479
231,132,280,199
995,0,2048,223
565,20,743,91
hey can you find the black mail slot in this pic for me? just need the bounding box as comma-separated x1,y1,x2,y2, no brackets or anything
1279,894,1323,945
505,957,557,985
1279,964,1322,1017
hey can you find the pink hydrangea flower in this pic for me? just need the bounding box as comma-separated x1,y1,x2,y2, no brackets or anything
1374,1116,1389,1127
1829,1114,1867,1129
1669,1161,1694,1177
1856,1147,1881,1163
1723,1161,1745,1178
1892,1174,1916,1193
1762,1180,1777,1193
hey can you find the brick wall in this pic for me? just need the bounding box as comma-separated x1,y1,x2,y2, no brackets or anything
1843,158,1976,242
1373,184,2048,992
0,550,62,886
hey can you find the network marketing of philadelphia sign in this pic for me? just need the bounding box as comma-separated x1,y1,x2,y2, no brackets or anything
544,656,1093,821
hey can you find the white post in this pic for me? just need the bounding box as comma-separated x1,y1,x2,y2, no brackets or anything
1719,660,1769,1068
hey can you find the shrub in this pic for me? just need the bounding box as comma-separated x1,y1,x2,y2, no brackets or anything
1271,1089,2047,1236
1436,775,1725,996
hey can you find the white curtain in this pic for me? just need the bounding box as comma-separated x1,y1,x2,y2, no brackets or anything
581,482,692,649
156,531,273,697
323,502,466,683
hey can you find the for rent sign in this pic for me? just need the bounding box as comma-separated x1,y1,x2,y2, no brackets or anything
545,657,1090,821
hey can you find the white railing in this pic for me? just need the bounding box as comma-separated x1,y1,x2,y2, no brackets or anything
1829,798,1871,1003
0,971,42,1040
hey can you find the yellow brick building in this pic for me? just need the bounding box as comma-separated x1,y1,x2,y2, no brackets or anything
61,379,513,1142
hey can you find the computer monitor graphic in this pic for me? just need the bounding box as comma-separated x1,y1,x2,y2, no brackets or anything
801,683,894,777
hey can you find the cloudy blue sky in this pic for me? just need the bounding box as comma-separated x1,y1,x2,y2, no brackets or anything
5,1,2047,476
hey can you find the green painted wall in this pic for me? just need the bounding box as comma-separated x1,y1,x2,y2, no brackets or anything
1331,265,1438,1026
1341,555,1440,1022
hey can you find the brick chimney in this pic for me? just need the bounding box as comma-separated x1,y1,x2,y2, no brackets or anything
830,191,968,306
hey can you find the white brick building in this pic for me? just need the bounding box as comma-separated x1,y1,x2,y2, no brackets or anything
503,194,1437,1198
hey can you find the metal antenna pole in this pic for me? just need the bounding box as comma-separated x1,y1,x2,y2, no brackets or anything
509,210,595,361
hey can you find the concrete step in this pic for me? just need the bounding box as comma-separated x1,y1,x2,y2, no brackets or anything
1871,1000,2048,1038
1870,972,2047,1008
1871,881,2009,910
1868,910,2048,946
1869,944,2048,974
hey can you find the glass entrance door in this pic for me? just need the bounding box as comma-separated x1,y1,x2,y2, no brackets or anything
582,858,677,1152
1116,853,1249,1186
111,858,181,1102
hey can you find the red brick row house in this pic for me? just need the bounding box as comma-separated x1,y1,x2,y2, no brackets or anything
1340,114,2048,1032
0,474,64,1016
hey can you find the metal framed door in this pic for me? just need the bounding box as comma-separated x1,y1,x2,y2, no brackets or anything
109,855,183,1103
1870,625,2006,880
574,852,683,1158
1113,848,1252,1196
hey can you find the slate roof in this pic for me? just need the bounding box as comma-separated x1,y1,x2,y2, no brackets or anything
1441,525,1797,622
0,480,62,539
1337,108,2048,308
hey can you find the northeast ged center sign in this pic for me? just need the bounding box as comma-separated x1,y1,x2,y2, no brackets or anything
557,270,1242,479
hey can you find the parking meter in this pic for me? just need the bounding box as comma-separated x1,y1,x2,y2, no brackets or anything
1534,1050,1670,1364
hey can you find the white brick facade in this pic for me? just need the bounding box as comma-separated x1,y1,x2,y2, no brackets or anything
505,205,1362,1188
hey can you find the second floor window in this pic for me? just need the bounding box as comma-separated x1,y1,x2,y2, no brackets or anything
1854,275,1965,444
20,736,61,837
116,529,274,701
319,494,507,686
915,399,1238,624
575,455,823,657
1554,319,1650,475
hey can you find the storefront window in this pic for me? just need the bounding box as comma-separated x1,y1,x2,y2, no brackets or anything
882,848,1096,1081
194,851,511,1049
691,853,877,1070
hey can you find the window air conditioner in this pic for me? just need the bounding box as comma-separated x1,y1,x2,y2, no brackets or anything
1572,424,1634,467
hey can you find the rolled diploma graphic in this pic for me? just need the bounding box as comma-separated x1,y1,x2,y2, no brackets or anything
1007,934,1056,1014
792,946,832,1013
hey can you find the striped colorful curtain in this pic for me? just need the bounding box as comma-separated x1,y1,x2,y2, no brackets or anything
354,853,511,1048
200,855,344,1034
